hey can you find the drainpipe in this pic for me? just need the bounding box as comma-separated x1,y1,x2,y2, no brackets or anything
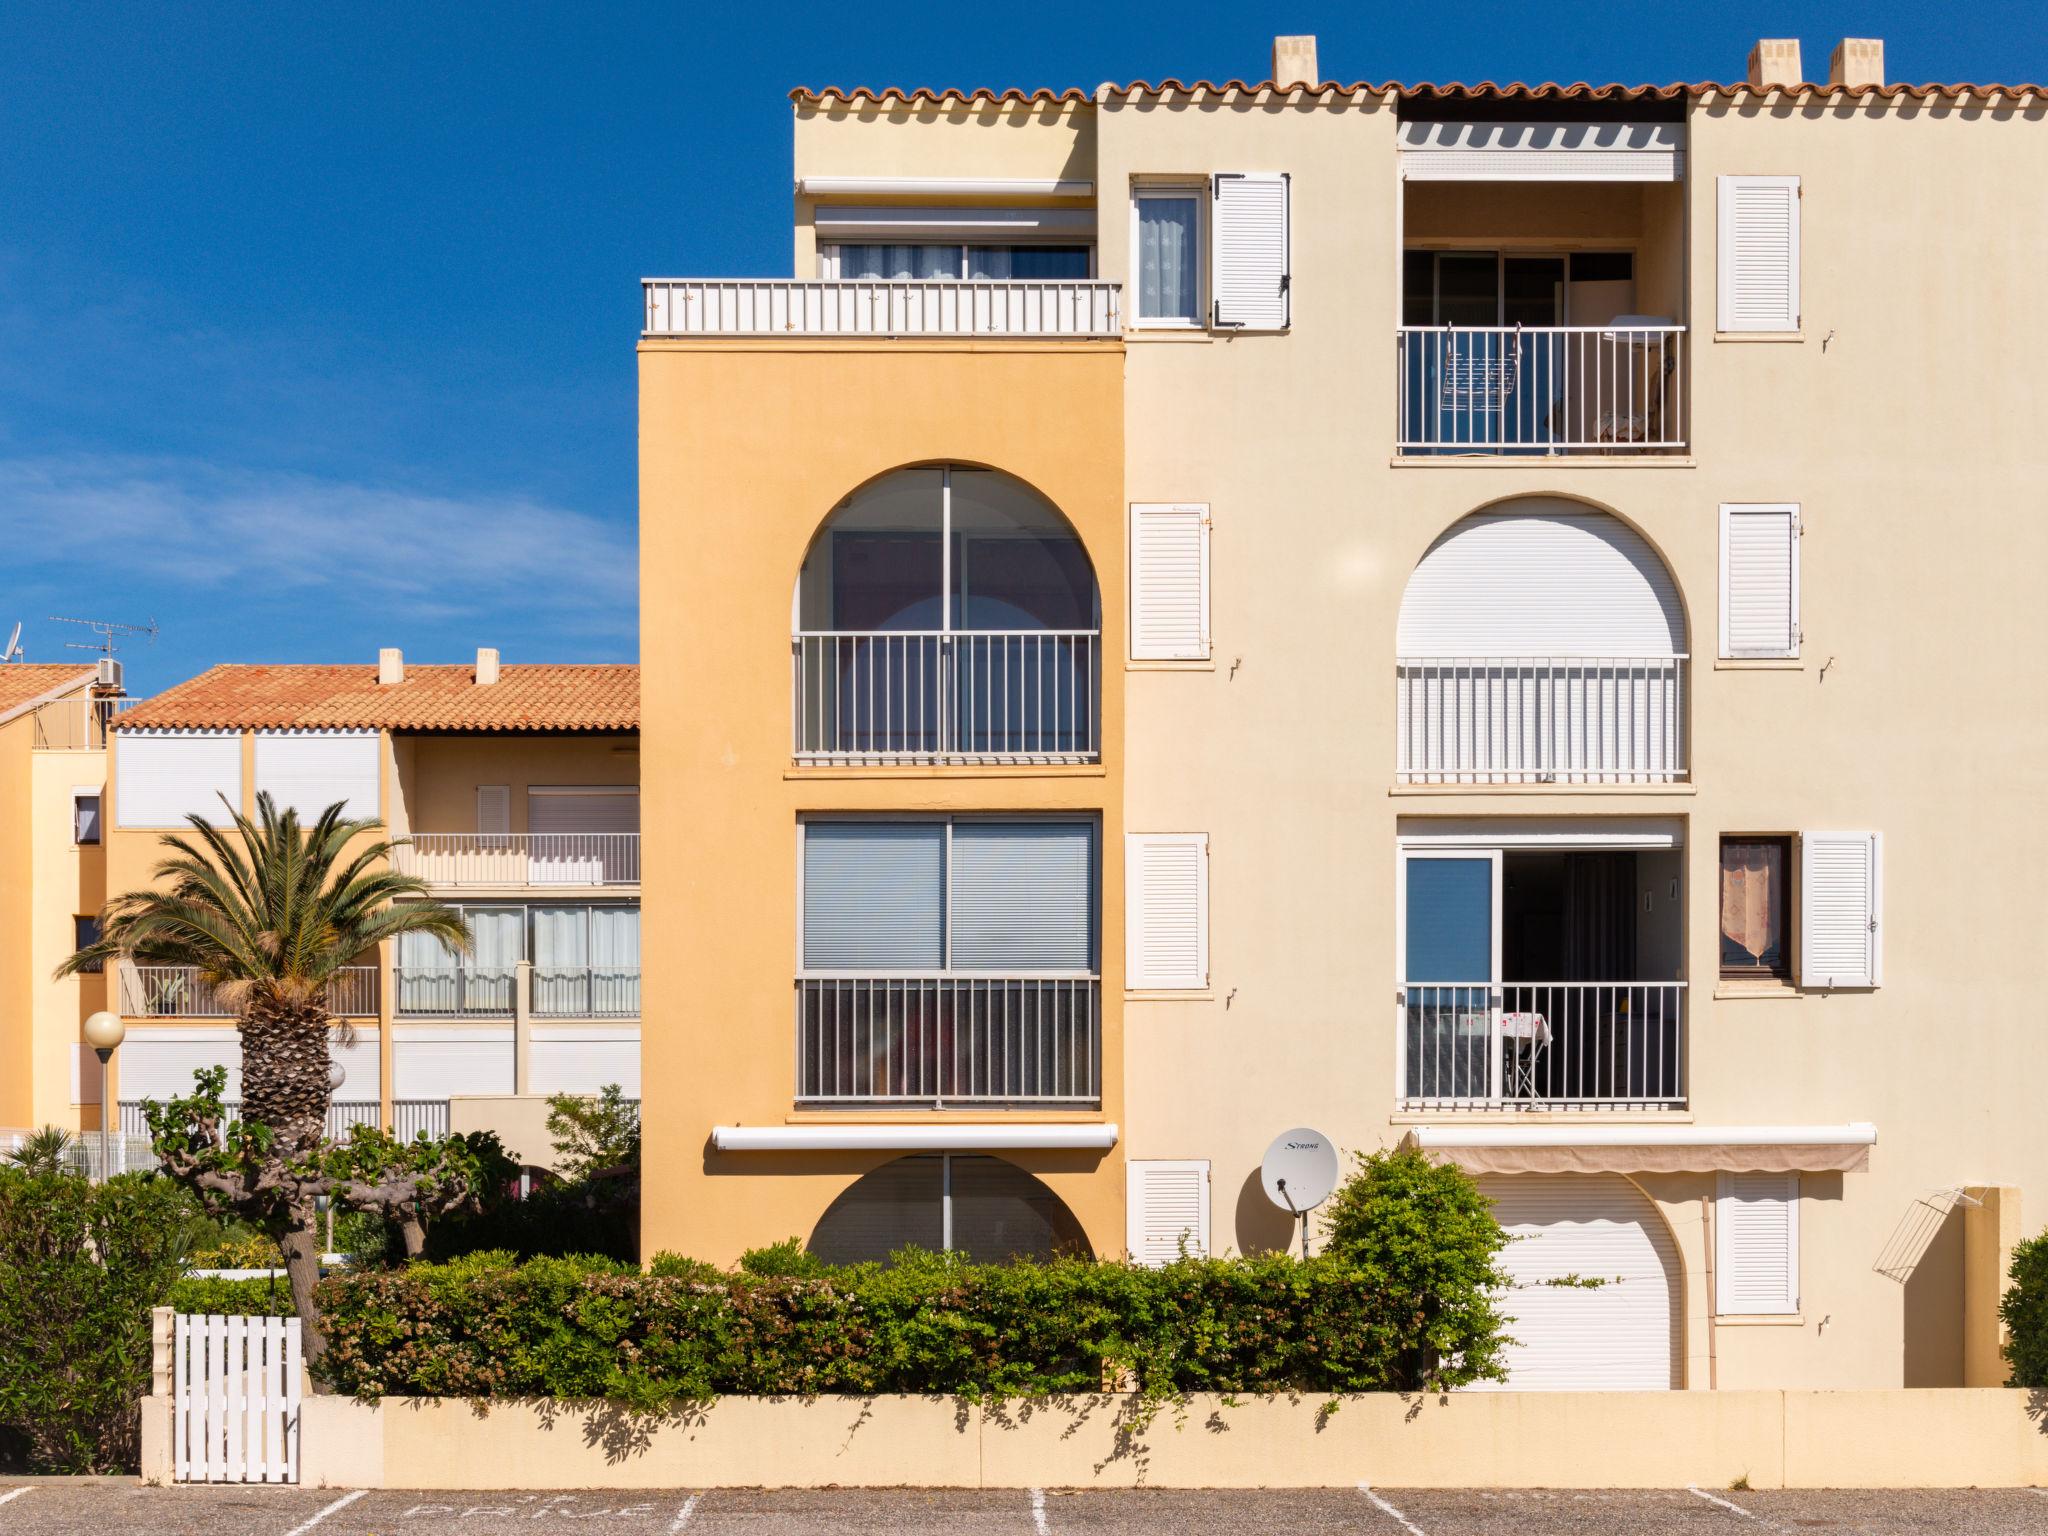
1702,1193,1719,1389
513,960,533,1096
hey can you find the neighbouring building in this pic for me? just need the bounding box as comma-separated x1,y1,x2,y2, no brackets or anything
99,652,639,1170
637,32,2048,1392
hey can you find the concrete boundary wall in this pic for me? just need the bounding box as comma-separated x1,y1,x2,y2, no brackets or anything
140,1389,2048,1489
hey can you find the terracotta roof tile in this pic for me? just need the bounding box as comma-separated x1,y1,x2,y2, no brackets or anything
116,664,638,734
794,78,2046,107
0,664,101,723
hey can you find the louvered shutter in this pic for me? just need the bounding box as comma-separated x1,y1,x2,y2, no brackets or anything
1127,1159,1210,1264
1800,831,1882,988
1717,175,1800,332
1719,504,1800,658
253,730,380,819
1716,1172,1800,1315
115,731,242,828
1210,173,1290,330
1130,503,1210,661
1125,833,1208,989
476,785,510,835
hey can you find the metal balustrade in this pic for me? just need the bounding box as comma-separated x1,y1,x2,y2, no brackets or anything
644,278,1122,338
391,965,517,1018
1398,325,1687,452
531,966,641,1019
1400,981,1687,1111
117,1100,385,1144
1396,655,1688,785
794,630,1101,764
392,1100,450,1141
123,965,381,1018
391,833,640,888
29,695,139,750
797,975,1101,1106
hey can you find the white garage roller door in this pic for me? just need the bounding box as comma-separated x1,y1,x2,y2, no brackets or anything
1479,1173,1681,1390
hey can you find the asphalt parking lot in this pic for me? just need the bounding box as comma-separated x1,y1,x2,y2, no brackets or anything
5,1482,2048,1535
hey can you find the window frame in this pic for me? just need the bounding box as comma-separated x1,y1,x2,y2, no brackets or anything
71,787,102,846
1718,834,1795,981
796,813,1101,979
817,242,1096,281
1129,183,1207,329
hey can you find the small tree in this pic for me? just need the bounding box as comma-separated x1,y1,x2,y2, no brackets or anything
545,1084,641,1180
1319,1146,1514,1392
1999,1231,2048,1386
4,1127,76,1177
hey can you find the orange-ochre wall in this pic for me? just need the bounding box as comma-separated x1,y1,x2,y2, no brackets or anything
638,339,1126,1265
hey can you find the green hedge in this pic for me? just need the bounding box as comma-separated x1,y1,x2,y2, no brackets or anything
311,1242,1508,1412
168,1274,297,1317
2001,1231,2048,1386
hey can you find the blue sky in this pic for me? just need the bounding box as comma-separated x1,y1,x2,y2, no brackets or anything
1,2,2038,694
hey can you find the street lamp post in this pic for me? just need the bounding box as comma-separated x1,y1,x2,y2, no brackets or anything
83,1010,125,1180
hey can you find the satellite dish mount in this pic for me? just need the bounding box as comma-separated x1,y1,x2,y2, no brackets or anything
1260,1126,1340,1259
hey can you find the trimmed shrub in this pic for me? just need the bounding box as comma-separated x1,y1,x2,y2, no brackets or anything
168,1273,297,1317
2000,1231,2048,1386
0,1169,197,1471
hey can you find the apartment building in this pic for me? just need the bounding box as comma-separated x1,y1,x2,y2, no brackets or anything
638,32,2048,1391
99,653,639,1168
0,662,124,1137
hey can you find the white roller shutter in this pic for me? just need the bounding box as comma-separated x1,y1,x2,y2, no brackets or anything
117,1032,241,1101
802,821,945,970
254,730,380,819
1717,175,1800,332
529,1032,641,1096
392,1032,516,1098
950,822,1096,971
1129,503,1211,661
476,785,510,835
528,787,639,833
1209,173,1289,330
1800,831,1882,988
1125,833,1208,989
1478,1173,1681,1391
115,731,242,828
1127,1159,1210,1265
1720,504,1801,658
1717,1172,1800,1315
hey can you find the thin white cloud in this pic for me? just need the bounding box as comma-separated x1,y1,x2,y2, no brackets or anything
0,454,637,641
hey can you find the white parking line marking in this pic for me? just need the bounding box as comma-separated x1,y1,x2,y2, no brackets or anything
1688,1486,1763,1521
0,1490,27,1509
1358,1484,1425,1536
668,1494,701,1533
1029,1487,1049,1536
282,1489,367,1536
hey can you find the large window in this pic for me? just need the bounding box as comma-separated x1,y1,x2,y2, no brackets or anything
821,244,1092,281
808,1154,1088,1265
395,902,641,1017
1133,187,1202,324
1720,837,1791,979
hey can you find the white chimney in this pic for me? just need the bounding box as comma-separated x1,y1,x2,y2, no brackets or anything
1829,37,1884,88
475,647,500,686
378,647,404,685
1272,34,1318,89
1748,38,1803,87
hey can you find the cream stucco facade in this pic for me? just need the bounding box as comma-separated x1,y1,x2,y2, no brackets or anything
639,33,2048,1392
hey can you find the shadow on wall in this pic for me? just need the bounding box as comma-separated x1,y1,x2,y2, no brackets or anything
1888,1193,1967,1388
1233,1168,1298,1256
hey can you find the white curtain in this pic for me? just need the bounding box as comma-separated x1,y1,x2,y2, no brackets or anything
834,244,961,280
1137,197,1198,320
531,906,587,1015
591,907,641,1015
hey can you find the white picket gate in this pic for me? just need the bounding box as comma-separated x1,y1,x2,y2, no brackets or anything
172,1313,303,1483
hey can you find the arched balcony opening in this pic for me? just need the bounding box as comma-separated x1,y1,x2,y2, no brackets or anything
793,466,1101,765
807,1153,1090,1266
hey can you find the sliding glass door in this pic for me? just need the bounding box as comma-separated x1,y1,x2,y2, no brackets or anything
1400,850,1502,1103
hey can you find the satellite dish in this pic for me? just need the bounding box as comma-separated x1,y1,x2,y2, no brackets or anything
1262,1126,1339,1257
1,624,19,662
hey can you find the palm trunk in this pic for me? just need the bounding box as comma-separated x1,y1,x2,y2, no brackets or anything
277,1221,331,1385
239,993,337,1387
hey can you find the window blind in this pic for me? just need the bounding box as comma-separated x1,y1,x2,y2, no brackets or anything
115,732,242,828
528,787,639,834
253,730,380,820
949,822,1095,970
802,822,945,970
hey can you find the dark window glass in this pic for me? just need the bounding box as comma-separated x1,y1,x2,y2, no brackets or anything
1720,837,1791,977
1402,249,1435,325
1502,256,1565,326
970,245,1091,280
73,915,103,973
1570,251,1635,283
807,1154,1088,1265
1435,253,1499,326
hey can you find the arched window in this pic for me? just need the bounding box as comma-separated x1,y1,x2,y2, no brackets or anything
1396,500,1688,785
807,1153,1089,1266
794,467,1101,764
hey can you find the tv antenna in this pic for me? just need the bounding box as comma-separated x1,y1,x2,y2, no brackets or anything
0,624,20,663
47,615,158,658
1261,1126,1340,1259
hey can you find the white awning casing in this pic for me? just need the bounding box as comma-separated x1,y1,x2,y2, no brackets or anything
1400,121,1684,183
712,1123,1119,1153
1407,1122,1876,1175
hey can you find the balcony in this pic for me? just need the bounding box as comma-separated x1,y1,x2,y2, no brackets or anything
794,630,1100,765
1398,325,1686,455
1396,655,1687,786
1401,981,1687,1112
643,279,1121,339
29,694,138,750
796,975,1101,1107
391,833,640,888
122,964,380,1019
393,963,641,1020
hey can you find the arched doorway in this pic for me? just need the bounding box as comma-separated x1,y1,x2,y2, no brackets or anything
807,1153,1089,1266
793,465,1101,764
1396,499,1688,785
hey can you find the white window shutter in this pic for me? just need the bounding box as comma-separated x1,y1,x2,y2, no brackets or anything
1209,173,1290,330
1719,503,1800,658
1127,1159,1210,1265
1717,1172,1800,1315
253,730,381,820
1800,831,1882,988
1125,833,1208,989
476,785,510,835
115,731,243,828
1717,175,1800,332
1129,503,1211,660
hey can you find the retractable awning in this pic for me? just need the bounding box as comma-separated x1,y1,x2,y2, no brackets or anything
1399,121,1684,182
1406,1122,1875,1175
712,1123,1118,1153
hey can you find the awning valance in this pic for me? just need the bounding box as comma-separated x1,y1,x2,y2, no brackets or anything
1399,121,1684,182
1407,1122,1875,1175
712,1123,1118,1153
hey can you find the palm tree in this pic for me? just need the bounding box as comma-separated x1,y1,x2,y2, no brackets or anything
4,1126,76,1177
58,791,470,1359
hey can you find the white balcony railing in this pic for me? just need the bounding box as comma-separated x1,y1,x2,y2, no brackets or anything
118,1100,382,1144
393,963,640,1021
1400,981,1687,1111
391,833,640,888
531,966,641,1019
392,1099,450,1141
1398,325,1687,452
794,630,1100,765
29,695,139,750
122,965,380,1019
645,279,1122,339
797,975,1101,1107
1396,656,1687,785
